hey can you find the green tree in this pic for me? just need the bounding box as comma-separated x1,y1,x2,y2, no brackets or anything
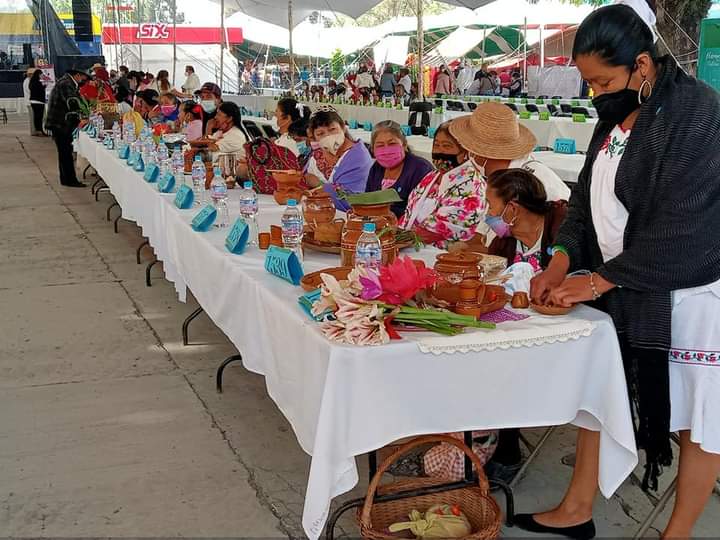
569,0,709,72
330,48,344,79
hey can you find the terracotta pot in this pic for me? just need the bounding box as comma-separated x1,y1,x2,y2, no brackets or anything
269,169,304,205
204,162,214,189
340,203,398,267
270,225,284,247
432,252,482,305
258,233,271,250
303,190,336,228
183,151,194,174
314,219,345,245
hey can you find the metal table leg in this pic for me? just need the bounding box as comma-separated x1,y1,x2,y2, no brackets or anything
632,476,678,539
216,354,243,392
95,186,110,201
509,426,556,490
182,307,205,346
145,259,160,287
106,202,119,221
91,178,105,195
82,163,93,179
136,239,150,264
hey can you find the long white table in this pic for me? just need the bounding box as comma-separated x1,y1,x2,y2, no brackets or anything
229,94,598,154
77,131,637,540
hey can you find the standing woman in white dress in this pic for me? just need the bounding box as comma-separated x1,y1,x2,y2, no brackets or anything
527,2,720,539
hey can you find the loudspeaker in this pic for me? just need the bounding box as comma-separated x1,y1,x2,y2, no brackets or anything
23,43,33,66
72,0,93,42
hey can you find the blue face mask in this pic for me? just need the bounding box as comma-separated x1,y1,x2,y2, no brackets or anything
296,141,309,156
484,205,512,238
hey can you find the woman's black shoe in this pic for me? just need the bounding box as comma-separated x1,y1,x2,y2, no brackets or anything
514,513,596,540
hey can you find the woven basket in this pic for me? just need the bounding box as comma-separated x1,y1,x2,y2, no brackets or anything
357,434,502,540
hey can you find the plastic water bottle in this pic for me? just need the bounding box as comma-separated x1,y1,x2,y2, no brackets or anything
281,199,304,261
171,147,184,177
125,123,135,145
111,121,121,146
157,142,169,162
210,166,229,228
238,181,259,245
191,156,206,206
355,222,382,275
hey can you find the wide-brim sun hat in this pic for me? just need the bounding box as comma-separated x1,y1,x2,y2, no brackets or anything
449,102,537,160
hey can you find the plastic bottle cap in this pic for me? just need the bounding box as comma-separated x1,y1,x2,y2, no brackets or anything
287,199,297,206
214,167,222,176
362,223,377,233
243,181,253,189
194,155,202,161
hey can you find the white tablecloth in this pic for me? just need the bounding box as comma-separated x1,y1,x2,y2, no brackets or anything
228,95,598,154
78,132,637,540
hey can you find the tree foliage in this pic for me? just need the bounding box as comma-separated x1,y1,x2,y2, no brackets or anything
330,48,345,79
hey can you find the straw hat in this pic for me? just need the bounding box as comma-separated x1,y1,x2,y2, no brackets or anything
91,62,104,71
449,102,536,160
26,67,37,76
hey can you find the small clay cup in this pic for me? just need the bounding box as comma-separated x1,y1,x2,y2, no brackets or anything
511,291,530,309
258,233,271,250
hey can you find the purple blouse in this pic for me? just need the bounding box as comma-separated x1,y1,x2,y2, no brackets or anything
366,152,434,217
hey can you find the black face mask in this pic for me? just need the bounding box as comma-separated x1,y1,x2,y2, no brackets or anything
592,71,639,125
432,152,459,172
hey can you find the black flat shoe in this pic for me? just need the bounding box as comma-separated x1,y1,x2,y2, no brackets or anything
62,182,87,188
514,513,596,540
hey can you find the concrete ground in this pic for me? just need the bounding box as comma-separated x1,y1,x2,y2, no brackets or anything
1,114,718,538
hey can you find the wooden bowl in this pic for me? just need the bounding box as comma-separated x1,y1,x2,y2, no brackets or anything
300,266,353,292
530,303,575,316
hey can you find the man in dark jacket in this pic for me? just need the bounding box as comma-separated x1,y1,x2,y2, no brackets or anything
45,69,89,187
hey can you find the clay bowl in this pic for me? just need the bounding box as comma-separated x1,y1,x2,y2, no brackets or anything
268,169,303,187
301,267,353,292
274,186,305,205
530,303,575,316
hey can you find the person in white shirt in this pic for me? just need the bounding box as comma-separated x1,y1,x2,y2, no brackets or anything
182,65,201,95
398,68,412,95
198,102,249,166
271,97,311,156
355,66,375,102
23,68,39,135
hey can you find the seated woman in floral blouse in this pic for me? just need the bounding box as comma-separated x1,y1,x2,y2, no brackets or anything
401,103,569,249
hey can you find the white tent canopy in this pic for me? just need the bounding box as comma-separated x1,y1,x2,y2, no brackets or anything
212,0,493,29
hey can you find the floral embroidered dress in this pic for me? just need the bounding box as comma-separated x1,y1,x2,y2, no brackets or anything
592,125,720,455
400,161,488,248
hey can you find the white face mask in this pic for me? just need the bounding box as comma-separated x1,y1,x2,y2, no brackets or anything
200,100,216,114
270,115,280,131
319,132,345,155
469,155,488,177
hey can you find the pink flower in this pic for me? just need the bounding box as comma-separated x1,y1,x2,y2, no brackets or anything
378,256,438,305
359,272,383,300
463,197,480,212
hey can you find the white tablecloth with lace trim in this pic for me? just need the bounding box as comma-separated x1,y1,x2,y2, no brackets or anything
76,131,638,540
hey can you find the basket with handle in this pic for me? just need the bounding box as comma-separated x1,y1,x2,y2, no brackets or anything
357,434,502,540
